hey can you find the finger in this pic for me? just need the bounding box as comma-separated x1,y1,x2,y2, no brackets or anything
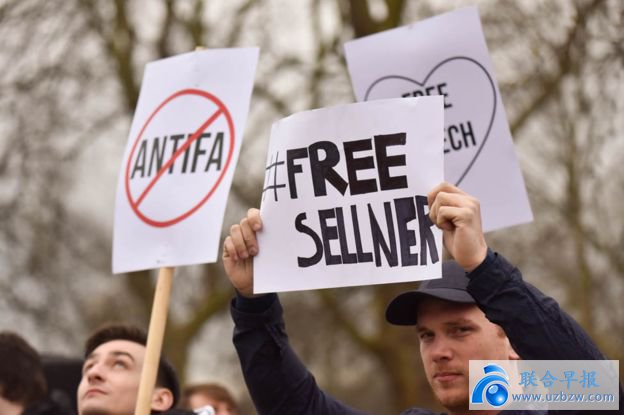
433,206,458,231
433,191,470,210
247,208,262,231
240,217,258,256
427,181,452,206
435,205,475,231
230,224,250,259
427,181,465,207
429,190,475,225
222,236,238,262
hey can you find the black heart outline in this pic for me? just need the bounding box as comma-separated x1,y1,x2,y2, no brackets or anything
363,56,497,186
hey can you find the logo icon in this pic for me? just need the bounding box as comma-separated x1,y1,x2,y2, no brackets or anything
471,363,510,407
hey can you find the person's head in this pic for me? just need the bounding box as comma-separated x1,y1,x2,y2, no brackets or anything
0,332,47,415
77,324,180,415
182,383,238,415
385,261,519,414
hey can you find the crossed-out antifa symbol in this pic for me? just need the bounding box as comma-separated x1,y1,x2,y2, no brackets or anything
471,363,510,407
124,89,235,227
364,56,497,186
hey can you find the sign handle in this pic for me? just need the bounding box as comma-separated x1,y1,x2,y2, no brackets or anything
134,266,174,415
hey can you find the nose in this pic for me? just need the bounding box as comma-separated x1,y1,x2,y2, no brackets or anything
428,336,454,362
84,362,105,383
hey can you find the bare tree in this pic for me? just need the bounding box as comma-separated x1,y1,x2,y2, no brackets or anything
0,1,622,414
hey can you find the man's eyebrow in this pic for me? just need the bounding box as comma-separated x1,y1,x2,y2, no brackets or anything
416,325,430,333
416,318,476,331
109,350,135,361
84,350,136,364
84,351,98,362
443,318,475,326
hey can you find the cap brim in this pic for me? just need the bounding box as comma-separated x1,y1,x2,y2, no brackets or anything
385,288,475,326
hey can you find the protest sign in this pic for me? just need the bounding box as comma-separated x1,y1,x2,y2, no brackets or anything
113,48,258,273
344,6,533,232
254,97,444,293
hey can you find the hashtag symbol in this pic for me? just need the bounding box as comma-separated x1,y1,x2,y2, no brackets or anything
262,151,287,202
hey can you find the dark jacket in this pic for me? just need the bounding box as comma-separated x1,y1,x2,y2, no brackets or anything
231,252,622,414
22,398,71,415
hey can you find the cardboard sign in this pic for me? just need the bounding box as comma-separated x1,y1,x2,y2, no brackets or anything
254,97,443,293
113,48,258,273
344,7,533,232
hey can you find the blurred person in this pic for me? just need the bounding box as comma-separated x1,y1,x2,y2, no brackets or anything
222,182,623,415
78,324,192,415
182,383,238,415
0,331,68,415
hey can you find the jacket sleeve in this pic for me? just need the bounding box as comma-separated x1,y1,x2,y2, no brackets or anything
467,250,606,361
467,251,624,414
231,293,370,415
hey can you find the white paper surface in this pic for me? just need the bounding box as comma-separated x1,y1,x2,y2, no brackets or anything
254,97,444,293
344,6,533,232
113,48,258,273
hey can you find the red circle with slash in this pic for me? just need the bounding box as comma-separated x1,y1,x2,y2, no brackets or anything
124,89,235,227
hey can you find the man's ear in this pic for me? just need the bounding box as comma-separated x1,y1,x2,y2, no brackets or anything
151,387,174,412
506,339,520,360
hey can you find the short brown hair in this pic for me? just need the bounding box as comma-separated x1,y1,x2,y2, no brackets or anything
0,332,47,406
182,383,238,411
84,324,180,407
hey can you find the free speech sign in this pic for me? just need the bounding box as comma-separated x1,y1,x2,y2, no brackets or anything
345,6,533,232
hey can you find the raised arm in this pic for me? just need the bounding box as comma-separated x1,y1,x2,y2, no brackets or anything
427,182,612,362
223,209,368,415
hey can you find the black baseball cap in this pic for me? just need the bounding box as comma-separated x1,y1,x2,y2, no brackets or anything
385,260,475,325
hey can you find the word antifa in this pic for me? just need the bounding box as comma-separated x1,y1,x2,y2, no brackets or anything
131,132,224,178
287,133,408,198
296,195,438,268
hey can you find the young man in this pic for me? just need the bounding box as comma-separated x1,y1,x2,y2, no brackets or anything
222,182,622,414
77,324,184,415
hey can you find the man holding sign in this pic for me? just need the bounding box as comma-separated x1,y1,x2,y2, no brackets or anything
223,182,621,414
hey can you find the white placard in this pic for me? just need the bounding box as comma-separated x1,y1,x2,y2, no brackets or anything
344,7,533,232
113,48,258,273
254,97,443,293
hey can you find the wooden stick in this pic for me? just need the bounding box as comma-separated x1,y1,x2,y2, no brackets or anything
134,266,174,415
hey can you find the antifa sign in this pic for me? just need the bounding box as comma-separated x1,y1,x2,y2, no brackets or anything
254,97,444,293
113,48,258,273
124,89,235,228
344,6,534,232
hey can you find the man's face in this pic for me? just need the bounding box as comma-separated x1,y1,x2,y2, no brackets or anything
77,340,145,415
417,297,517,413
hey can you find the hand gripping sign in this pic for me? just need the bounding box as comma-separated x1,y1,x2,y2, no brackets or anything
113,48,258,273
254,97,444,294
344,6,533,232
